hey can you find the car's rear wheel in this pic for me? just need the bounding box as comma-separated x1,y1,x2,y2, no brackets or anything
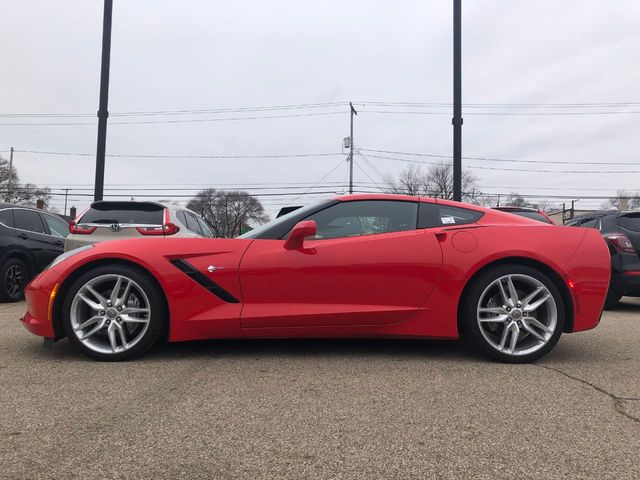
0,257,28,302
460,264,564,363
62,264,166,361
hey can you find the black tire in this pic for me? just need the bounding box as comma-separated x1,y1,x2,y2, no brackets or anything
62,264,167,361
0,257,29,302
603,289,621,310
459,264,565,363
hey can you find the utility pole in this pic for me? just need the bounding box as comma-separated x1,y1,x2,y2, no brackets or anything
64,188,70,216
8,147,14,201
348,102,357,194
452,0,463,202
94,0,113,201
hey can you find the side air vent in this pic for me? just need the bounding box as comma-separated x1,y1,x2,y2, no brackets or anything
170,259,239,303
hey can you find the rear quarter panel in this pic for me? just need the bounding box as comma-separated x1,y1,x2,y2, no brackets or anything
421,224,608,337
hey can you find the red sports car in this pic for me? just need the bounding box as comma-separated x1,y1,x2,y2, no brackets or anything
22,194,610,363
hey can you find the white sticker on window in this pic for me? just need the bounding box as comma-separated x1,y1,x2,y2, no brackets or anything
441,216,456,224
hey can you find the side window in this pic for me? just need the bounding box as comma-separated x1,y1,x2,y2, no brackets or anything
175,210,187,227
42,214,69,238
14,209,46,234
418,203,483,228
618,213,640,232
196,217,214,238
0,209,14,227
185,212,202,235
301,200,418,240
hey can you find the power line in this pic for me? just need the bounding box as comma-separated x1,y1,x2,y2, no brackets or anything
15,149,344,159
362,153,640,174
359,148,640,166
0,111,346,126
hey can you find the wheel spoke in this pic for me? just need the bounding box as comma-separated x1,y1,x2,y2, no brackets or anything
522,321,546,341
122,307,149,315
478,314,509,323
117,279,132,307
85,285,108,307
497,280,510,306
74,315,103,331
505,276,519,307
120,313,150,324
508,324,520,353
78,293,102,311
107,323,121,352
523,293,551,313
521,286,544,309
80,320,106,340
110,276,123,305
499,324,511,350
479,307,508,315
526,316,552,333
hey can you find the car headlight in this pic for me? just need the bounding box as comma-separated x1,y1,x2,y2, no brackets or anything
48,245,94,269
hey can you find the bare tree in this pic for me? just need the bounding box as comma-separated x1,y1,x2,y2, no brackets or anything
383,163,481,202
602,190,640,210
187,189,268,238
0,156,51,207
383,164,429,196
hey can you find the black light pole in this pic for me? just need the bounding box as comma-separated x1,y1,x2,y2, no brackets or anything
452,0,463,202
94,0,113,201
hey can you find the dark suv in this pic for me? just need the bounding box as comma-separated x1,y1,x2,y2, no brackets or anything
0,204,69,301
565,210,640,309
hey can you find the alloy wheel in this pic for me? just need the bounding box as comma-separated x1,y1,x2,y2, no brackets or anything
70,274,151,355
5,264,25,298
476,274,558,356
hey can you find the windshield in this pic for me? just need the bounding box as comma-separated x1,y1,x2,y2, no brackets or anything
238,200,331,239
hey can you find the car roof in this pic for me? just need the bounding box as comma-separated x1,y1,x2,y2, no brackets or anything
493,206,539,213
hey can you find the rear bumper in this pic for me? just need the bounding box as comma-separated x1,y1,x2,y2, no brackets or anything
610,272,640,297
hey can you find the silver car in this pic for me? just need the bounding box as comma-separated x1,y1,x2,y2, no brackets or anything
65,201,213,251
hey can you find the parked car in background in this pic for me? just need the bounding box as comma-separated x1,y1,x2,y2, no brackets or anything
65,201,214,251
0,204,69,301
565,210,640,309
492,206,555,224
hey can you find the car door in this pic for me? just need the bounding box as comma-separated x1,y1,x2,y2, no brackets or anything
13,208,61,271
239,200,443,328
40,212,68,259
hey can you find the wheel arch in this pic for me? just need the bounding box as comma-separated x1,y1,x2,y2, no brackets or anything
457,256,575,334
51,258,170,339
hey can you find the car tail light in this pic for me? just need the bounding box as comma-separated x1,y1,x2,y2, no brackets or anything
135,208,180,236
69,222,97,235
605,234,636,254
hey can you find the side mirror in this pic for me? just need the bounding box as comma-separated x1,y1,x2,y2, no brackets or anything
284,220,317,250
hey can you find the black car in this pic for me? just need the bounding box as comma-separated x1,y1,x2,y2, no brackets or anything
0,204,69,301
565,210,640,309
492,206,555,224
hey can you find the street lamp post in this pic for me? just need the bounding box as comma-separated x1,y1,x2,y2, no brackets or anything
94,0,113,201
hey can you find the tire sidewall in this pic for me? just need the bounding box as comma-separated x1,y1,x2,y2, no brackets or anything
460,264,565,363
62,264,166,361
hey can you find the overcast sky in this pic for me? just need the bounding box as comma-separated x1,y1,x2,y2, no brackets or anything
1,0,640,216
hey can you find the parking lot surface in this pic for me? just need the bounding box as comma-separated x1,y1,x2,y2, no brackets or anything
1,300,639,480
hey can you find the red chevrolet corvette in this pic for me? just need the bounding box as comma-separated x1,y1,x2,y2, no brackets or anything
22,194,610,362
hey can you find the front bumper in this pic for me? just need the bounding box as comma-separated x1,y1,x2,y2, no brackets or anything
21,269,62,339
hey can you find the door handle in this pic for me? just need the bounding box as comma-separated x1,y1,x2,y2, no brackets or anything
17,233,28,240
55,241,64,247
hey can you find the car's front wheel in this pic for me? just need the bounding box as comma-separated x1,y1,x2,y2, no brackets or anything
62,264,166,361
460,264,564,363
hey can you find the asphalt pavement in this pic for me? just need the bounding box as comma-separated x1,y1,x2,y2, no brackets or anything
1,300,639,480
